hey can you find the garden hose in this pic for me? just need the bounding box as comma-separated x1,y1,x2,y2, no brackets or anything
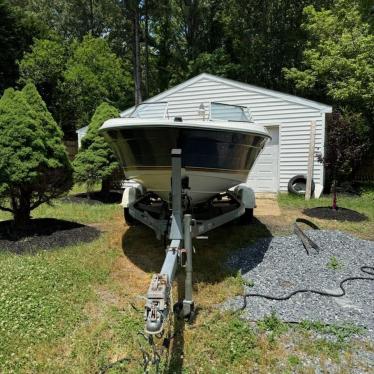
239,267,374,310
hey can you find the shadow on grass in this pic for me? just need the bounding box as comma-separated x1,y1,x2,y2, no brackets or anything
61,190,122,205
0,218,101,254
122,217,272,276
122,217,272,373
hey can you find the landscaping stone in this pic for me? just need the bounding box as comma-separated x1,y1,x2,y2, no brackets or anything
222,230,374,340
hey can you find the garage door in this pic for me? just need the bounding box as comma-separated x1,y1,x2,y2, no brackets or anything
247,126,279,192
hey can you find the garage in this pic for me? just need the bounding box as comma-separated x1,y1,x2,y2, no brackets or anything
78,73,332,193
248,126,279,192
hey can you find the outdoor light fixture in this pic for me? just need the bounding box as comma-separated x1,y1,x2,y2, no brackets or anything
198,103,206,120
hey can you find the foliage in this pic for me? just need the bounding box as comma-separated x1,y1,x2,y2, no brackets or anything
258,311,289,338
284,0,374,113
318,111,370,184
73,102,119,193
187,48,240,78
299,320,364,342
18,38,70,120
9,0,374,183
217,0,333,90
326,256,343,270
18,35,132,134
60,35,132,130
10,0,374,115
0,83,72,226
9,0,120,39
0,0,46,93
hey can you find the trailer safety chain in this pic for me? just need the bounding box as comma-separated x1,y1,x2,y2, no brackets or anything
136,285,176,373
137,332,161,373
99,291,175,374
137,330,179,373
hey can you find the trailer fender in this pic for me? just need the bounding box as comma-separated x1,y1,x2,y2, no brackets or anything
121,186,143,208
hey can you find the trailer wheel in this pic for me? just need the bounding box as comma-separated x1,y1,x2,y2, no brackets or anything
124,208,138,226
239,208,254,225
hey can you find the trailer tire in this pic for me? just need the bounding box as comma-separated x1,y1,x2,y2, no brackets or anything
239,208,254,225
124,208,138,226
288,175,315,196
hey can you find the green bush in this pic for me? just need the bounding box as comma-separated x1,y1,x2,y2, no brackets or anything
73,102,119,195
0,83,72,227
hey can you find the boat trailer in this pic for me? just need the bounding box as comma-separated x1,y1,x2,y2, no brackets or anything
122,149,255,336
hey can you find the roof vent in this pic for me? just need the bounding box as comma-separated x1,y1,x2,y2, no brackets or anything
174,117,183,122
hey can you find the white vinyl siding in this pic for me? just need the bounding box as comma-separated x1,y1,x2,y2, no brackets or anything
119,74,332,192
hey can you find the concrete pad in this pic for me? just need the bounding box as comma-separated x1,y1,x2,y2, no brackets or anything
255,198,281,216
255,192,277,200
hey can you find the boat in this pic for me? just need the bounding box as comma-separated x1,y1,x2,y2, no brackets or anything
100,102,271,336
100,102,270,205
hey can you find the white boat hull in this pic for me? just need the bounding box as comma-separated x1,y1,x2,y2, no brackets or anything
125,167,249,204
100,118,270,205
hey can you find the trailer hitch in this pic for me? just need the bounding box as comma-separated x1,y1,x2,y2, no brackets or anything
144,274,170,335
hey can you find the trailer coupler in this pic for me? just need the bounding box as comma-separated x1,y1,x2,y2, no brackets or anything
144,274,170,335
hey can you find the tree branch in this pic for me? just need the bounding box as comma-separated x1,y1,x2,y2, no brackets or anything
0,205,13,213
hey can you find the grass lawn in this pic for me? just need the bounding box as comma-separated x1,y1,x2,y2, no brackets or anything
0,187,373,373
278,185,374,240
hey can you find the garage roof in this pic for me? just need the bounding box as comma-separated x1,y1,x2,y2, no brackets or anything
121,73,333,117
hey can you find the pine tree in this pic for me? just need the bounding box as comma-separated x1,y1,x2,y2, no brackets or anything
0,83,73,227
73,102,119,196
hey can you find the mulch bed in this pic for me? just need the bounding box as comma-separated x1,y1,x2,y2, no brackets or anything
61,191,122,205
303,206,368,222
0,218,101,254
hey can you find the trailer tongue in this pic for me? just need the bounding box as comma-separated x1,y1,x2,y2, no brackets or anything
123,149,255,336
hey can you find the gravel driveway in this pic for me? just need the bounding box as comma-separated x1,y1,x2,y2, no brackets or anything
223,230,374,340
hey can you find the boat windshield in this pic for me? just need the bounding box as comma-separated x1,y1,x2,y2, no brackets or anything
128,102,168,118
125,101,252,122
210,102,252,122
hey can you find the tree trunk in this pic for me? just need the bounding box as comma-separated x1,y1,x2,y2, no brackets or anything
89,0,94,34
13,208,31,228
133,1,142,105
101,178,111,195
12,192,31,229
144,0,149,98
332,180,337,210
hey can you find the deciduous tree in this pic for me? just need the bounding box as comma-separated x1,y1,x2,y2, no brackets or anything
18,38,70,123
284,0,374,114
60,35,133,132
317,111,370,208
0,0,45,93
